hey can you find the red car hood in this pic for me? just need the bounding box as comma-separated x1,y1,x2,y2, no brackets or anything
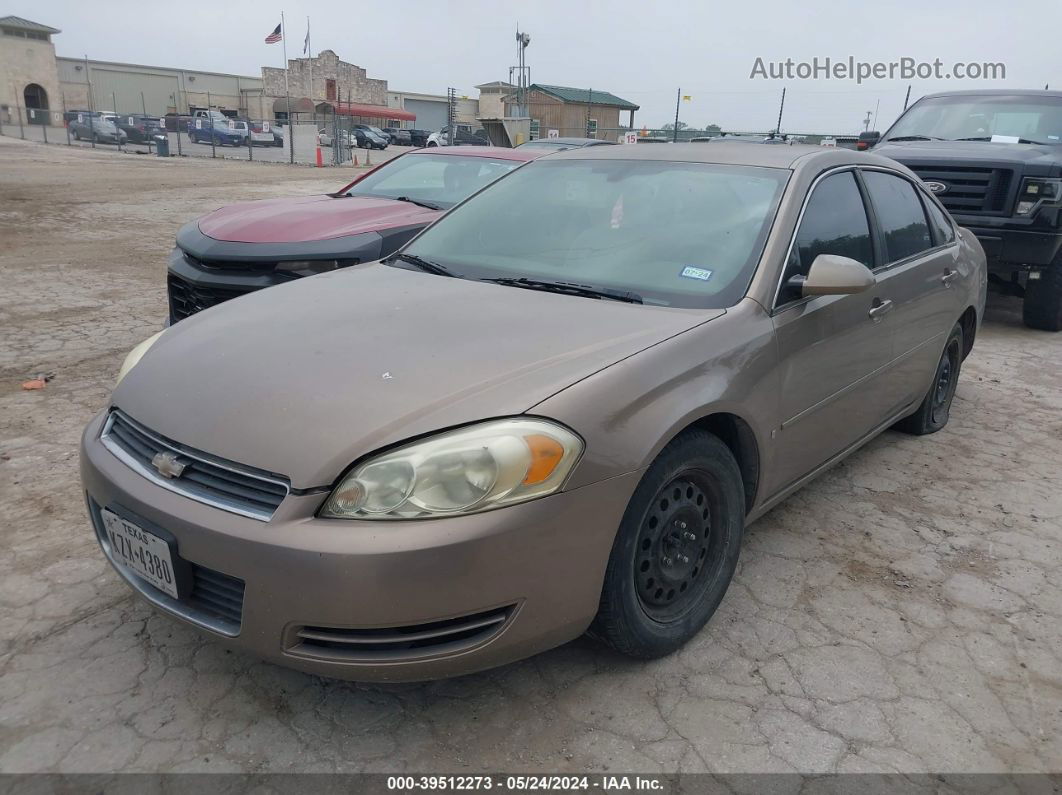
197,194,441,243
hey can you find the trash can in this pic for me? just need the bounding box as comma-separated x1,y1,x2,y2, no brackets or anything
153,134,170,157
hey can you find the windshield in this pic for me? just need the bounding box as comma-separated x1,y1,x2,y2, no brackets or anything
885,94,1062,143
400,159,789,308
343,153,522,209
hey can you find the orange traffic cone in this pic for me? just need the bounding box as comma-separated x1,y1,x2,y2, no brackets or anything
315,147,323,167
353,152,359,166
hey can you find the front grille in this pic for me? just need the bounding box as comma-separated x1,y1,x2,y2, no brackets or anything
168,273,249,321
287,606,515,663
188,564,245,626
88,498,245,636
908,165,1014,215
101,409,289,521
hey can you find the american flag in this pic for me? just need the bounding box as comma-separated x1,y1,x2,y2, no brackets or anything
264,23,282,44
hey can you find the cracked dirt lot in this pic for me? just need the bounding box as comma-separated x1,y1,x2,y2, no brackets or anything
0,135,1060,775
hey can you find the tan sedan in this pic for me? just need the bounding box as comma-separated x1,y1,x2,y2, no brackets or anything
81,144,986,681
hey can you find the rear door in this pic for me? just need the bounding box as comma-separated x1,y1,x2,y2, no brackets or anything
858,168,961,411
767,169,898,495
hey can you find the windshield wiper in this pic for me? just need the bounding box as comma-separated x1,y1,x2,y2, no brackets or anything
394,196,442,210
953,136,1050,145
883,135,946,142
484,277,643,304
390,253,458,277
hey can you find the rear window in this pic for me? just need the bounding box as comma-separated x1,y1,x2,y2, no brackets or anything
344,154,521,209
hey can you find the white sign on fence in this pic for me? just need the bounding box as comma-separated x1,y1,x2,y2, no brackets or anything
195,119,203,129
547,129,559,139
623,131,638,145
262,122,270,133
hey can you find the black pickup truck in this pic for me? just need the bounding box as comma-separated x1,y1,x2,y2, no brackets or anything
867,89,1062,331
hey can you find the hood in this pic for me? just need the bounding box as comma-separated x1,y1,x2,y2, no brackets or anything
197,195,439,244
874,139,1062,175
114,263,720,488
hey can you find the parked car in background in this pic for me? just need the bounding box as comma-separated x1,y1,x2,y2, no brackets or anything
353,124,391,144
426,127,490,147
68,112,127,145
383,127,412,146
517,137,615,151
247,121,279,147
188,110,244,147
164,146,541,323
84,144,985,682
114,114,163,143
317,129,333,147
868,89,1062,330
408,129,432,147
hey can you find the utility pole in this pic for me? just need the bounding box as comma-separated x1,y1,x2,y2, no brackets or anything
586,88,594,138
447,87,456,145
85,55,95,148
673,87,681,142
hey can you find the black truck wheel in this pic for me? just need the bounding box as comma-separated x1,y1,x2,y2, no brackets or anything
1023,267,1062,331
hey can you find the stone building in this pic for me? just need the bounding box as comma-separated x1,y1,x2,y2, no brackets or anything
262,49,387,118
0,15,62,126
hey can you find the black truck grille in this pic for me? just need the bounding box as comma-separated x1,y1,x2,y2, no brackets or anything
101,409,290,521
908,165,1014,215
168,273,249,322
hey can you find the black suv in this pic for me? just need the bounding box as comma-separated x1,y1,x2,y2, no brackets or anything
869,89,1062,330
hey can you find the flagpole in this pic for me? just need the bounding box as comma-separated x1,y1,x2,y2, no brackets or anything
306,17,312,110
281,11,292,163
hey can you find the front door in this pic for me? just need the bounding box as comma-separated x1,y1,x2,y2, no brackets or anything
767,169,898,496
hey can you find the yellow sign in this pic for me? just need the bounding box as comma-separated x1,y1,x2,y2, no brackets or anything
682,95,692,101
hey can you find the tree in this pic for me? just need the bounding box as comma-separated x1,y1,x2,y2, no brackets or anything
661,121,688,131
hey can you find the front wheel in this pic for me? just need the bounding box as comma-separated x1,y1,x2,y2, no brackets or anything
590,429,745,659
1022,268,1062,331
893,322,963,435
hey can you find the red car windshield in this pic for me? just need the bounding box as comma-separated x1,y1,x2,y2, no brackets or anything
344,153,522,210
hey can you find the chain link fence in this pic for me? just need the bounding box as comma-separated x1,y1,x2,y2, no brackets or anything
0,102,415,168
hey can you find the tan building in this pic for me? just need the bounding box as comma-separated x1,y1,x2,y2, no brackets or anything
263,50,392,122
475,80,515,120
0,15,62,126
507,84,639,140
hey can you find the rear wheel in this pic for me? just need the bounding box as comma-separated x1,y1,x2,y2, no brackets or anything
590,430,744,658
894,323,963,435
1022,267,1062,331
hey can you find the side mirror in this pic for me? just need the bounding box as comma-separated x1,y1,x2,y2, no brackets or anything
791,254,876,297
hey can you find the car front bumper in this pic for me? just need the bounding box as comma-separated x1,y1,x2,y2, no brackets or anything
80,411,639,681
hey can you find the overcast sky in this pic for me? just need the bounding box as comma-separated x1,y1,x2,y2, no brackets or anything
19,0,1059,133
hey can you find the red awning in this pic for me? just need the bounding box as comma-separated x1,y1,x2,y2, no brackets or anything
333,102,415,122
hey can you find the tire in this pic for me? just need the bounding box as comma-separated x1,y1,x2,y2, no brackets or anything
590,429,745,659
893,322,964,435
1022,268,1062,331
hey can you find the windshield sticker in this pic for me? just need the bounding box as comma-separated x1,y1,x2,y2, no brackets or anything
680,266,714,281
990,134,1020,144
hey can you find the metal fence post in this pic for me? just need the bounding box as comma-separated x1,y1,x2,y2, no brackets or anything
247,118,254,161
208,92,216,159
41,111,48,143
112,92,122,152
62,94,71,146
15,100,24,139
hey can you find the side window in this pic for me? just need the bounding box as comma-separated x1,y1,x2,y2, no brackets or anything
922,194,956,245
862,171,933,262
778,171,873,306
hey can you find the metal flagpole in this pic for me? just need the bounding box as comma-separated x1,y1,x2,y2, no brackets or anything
282,11,293,163
306,17,312,112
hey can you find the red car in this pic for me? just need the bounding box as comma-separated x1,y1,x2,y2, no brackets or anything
167,147,540,323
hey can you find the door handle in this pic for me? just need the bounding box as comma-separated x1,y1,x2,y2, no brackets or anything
868,299,894,320
942,269,959,287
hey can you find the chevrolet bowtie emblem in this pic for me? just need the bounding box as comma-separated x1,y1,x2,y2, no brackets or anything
151,451,188,479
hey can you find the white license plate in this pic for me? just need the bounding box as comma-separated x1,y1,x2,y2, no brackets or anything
101,509,179,598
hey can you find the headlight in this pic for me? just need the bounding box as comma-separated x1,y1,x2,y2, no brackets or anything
1015,178,1062,216
274,259,350,276
320,419,584,520
115,331,164,386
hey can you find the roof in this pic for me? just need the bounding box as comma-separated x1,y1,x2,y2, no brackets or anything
476,81,516,90
333,101,416,122
530,84,639,110
409,146,541,162
919,88,1062,100
0,15,60,33
543,141,889,171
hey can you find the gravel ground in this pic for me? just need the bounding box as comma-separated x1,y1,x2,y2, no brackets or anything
0,135,1060,775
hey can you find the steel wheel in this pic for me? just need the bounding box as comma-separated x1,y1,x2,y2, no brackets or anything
635,474,724,623
930,335,961,426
